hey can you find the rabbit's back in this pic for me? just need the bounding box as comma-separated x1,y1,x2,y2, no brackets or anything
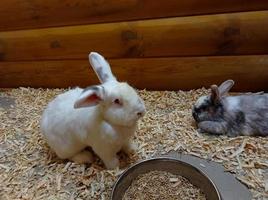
40,88,89,157
235,94,268,136
41,88,83,130
239,94,268,109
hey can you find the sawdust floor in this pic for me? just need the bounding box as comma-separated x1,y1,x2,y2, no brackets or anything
0,88,267,200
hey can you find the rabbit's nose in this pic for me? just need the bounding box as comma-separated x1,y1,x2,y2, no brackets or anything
192,111,199,122
137,112,143,117
137,108,145,117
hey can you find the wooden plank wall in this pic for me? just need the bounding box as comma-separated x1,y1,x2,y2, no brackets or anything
0,0,268,91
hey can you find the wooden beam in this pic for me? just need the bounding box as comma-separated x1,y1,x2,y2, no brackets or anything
0,11,268,61
0,0,268,31
0,55,267,91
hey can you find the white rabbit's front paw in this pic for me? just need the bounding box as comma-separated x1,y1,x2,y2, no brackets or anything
122,141,137,155
104,157,119,169
70,150,93,164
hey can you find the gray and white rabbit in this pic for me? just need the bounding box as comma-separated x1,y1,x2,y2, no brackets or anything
40,52,146,169
192,80,268,136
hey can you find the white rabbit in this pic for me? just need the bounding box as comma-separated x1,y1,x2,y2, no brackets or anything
40,52,146,169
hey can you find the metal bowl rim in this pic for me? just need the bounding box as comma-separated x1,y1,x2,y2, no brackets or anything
111,156,221,200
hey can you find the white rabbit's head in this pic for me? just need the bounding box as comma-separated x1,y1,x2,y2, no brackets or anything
74,52,145,127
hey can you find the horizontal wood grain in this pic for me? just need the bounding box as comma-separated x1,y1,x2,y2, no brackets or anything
0,0,268,31
0,55,267,91
0,11,268,61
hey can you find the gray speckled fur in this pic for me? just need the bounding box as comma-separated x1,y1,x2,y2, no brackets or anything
193,80,268,136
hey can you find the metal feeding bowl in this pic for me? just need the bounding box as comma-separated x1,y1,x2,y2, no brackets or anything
111,157,221,200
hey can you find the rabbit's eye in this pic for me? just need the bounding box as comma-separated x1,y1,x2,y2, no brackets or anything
114,99,122,105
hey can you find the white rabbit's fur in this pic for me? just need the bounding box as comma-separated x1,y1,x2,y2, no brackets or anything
41,52,145,169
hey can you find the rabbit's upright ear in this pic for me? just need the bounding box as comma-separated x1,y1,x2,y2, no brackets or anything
218,80,234,96
74,86,105,108
89,52,117,83
210,84,221,103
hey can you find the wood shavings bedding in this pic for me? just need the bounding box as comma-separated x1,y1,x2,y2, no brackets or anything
122,170,206,200
0,88,267,199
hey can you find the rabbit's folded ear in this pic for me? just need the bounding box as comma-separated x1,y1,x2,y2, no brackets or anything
89,52,117,83
218,79,234,96
74,86,104,108
210,85,221,103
